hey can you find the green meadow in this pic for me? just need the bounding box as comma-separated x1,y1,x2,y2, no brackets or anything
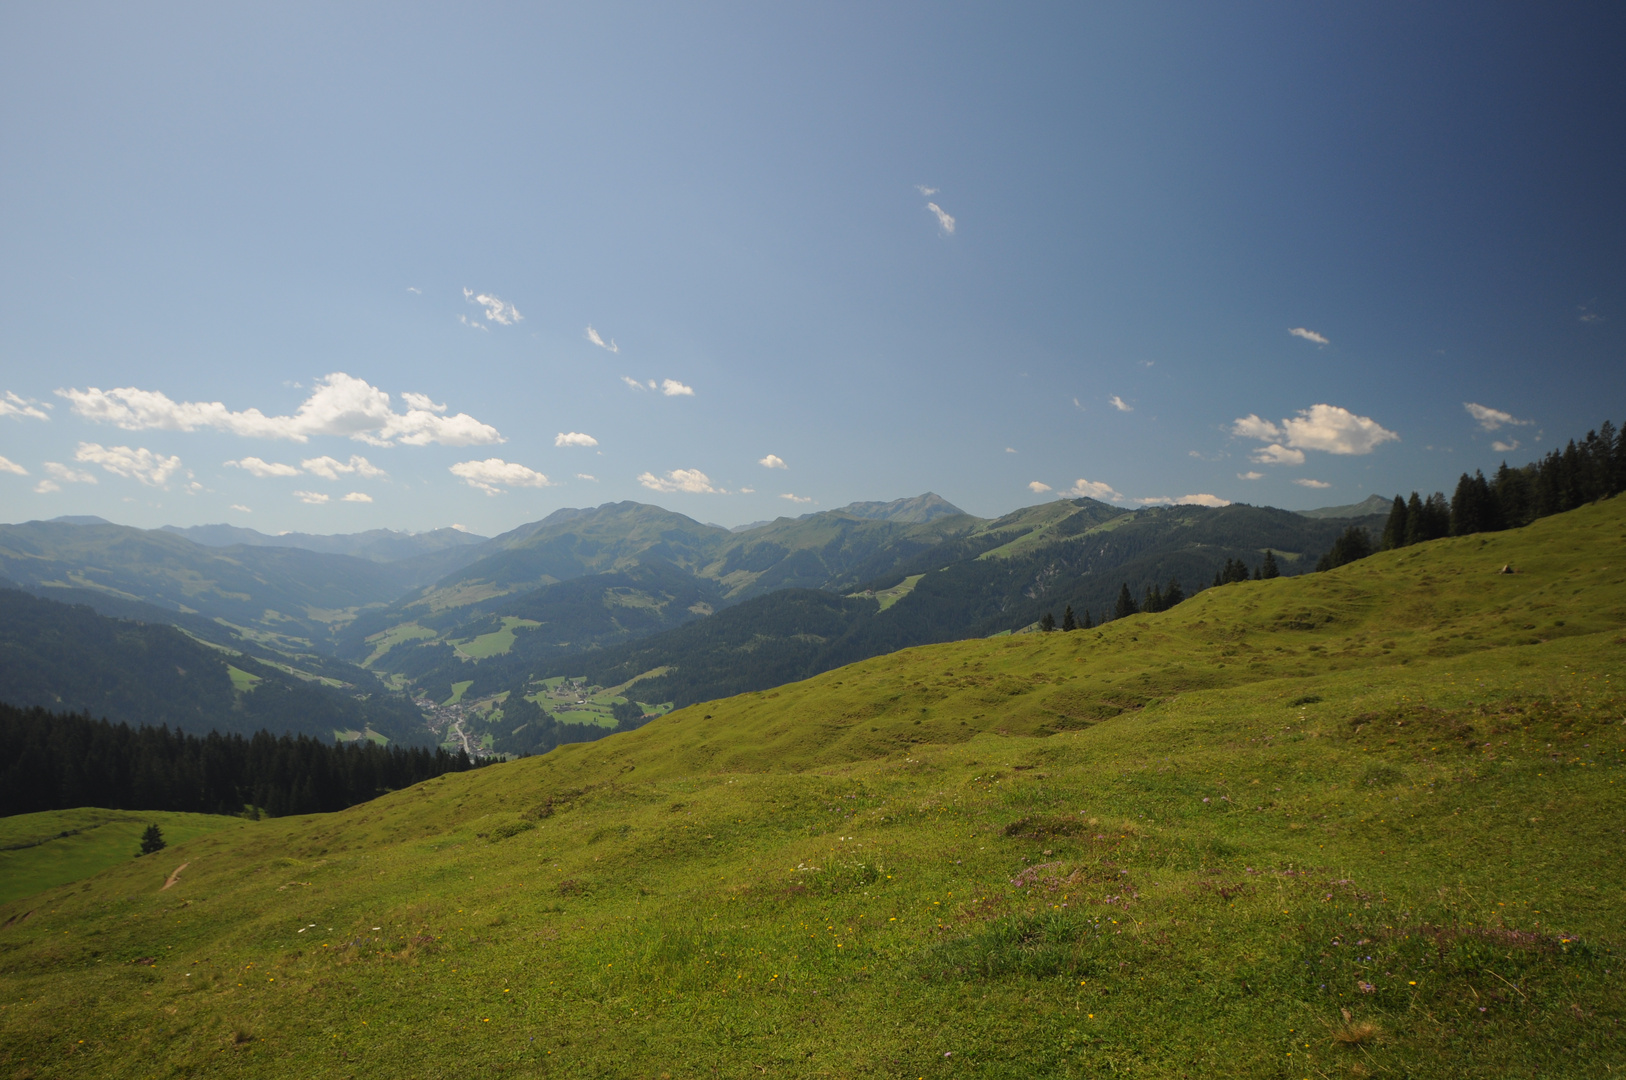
1,500,1623,1077
0,810,246,907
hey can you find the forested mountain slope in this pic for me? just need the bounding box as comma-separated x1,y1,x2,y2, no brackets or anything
0,588,431,744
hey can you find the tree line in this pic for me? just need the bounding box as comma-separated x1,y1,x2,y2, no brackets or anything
0,702,483,819
1316,419,1623,572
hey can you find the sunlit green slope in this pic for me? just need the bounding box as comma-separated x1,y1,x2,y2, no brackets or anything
1,499,1622,1078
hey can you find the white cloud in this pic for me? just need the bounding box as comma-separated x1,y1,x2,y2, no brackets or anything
637,468,723,495
1252,443,1306,465
1288,327,1330,345
301,454,386,480
1464,402,1532,431
1293,478,1331,489
45,462,98,484
1231,414,1283,441
576,473,598,482
779,493,813,504
464,288,522,326
1491,439,1520,453
925,202,956,234
916,185,939,196
622,376,647,391
738,486,755,494
585,326,619,353
33,480,60,493
555,432,599,448
226,457,301,478
1005,447,1017,454
661,379,695,397
1233,404,1397,459
449,458,555,496
1136,494,1232,507
1028,481,1053,493
230,504,251,513
1237,470,1264,480
293,490,330,504
1109,395,1133,412
1064,479,1122,501
342,492,373,503
0,392,49,421
75,443,182,487
59,373,503,447
759,454,787,470
0,456,26,476
459,315,488,331
406,287,421,294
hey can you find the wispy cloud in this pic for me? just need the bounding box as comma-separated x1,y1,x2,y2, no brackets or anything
1064,479,1122,501
637,468,723,494
585,326,619,353
555,432,599,448
342,492,373,503
622,376,648,391
1237,470,1263,480
1005,447,1017,454
463,288,522,325
230,504,251,513
75,443,182,487
661,379,695,397
226,457,301,478
576,473,598,482
779,493,813,504
1578,305,1604,324
0,392,49,421
1232,404,1397,458
1293,478,1331,489
449,458,555,496
33,481,59,493
1288,327,1330,345
1028,481,1052,493
925,202,956,234
1109,395,1133,412
45,462,97,484
915,185,939,196
1463,402,1533,431
293,490,329,504
458,315,488,331
739,486,755,494
406,286,421,294
0,456,27,476
60,373,503,447
1492,439,1520,453
759,454,787,469
300,454,386,480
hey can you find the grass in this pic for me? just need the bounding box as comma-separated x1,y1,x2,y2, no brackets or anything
360,622,438,668
851,573,925,611
225,665,261,692
0,809,246,906
444,679,474,705
454,617,541,660
1,499,1624,1077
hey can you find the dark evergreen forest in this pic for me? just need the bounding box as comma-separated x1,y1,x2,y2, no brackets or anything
0,703,481,818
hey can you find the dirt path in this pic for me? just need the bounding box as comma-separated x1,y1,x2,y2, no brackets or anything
160,862,189,891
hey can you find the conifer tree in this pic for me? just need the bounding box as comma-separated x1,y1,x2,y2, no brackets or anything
1114,583,1138,620
1143,584,1164,613
138,824,166,857
1082,609,1093,630
1259,549,1279,579
1381,495,1409,549
1402,491,1425,546
1062,605,1077,632
1039,611,1056,632
1164,577,1185,606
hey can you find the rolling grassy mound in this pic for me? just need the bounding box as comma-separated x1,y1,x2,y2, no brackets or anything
2,500,1623,1077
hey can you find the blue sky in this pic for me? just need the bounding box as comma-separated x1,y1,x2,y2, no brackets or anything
2,3,1621,535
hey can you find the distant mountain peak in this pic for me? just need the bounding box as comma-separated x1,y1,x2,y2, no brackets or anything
48,515,113,525
834,493,966,524
1296,494,1392,520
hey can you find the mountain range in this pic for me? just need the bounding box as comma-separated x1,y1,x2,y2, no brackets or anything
0,493,1387,749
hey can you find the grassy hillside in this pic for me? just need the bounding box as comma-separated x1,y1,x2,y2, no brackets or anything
0,809,245,905
1,499,1621,1077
